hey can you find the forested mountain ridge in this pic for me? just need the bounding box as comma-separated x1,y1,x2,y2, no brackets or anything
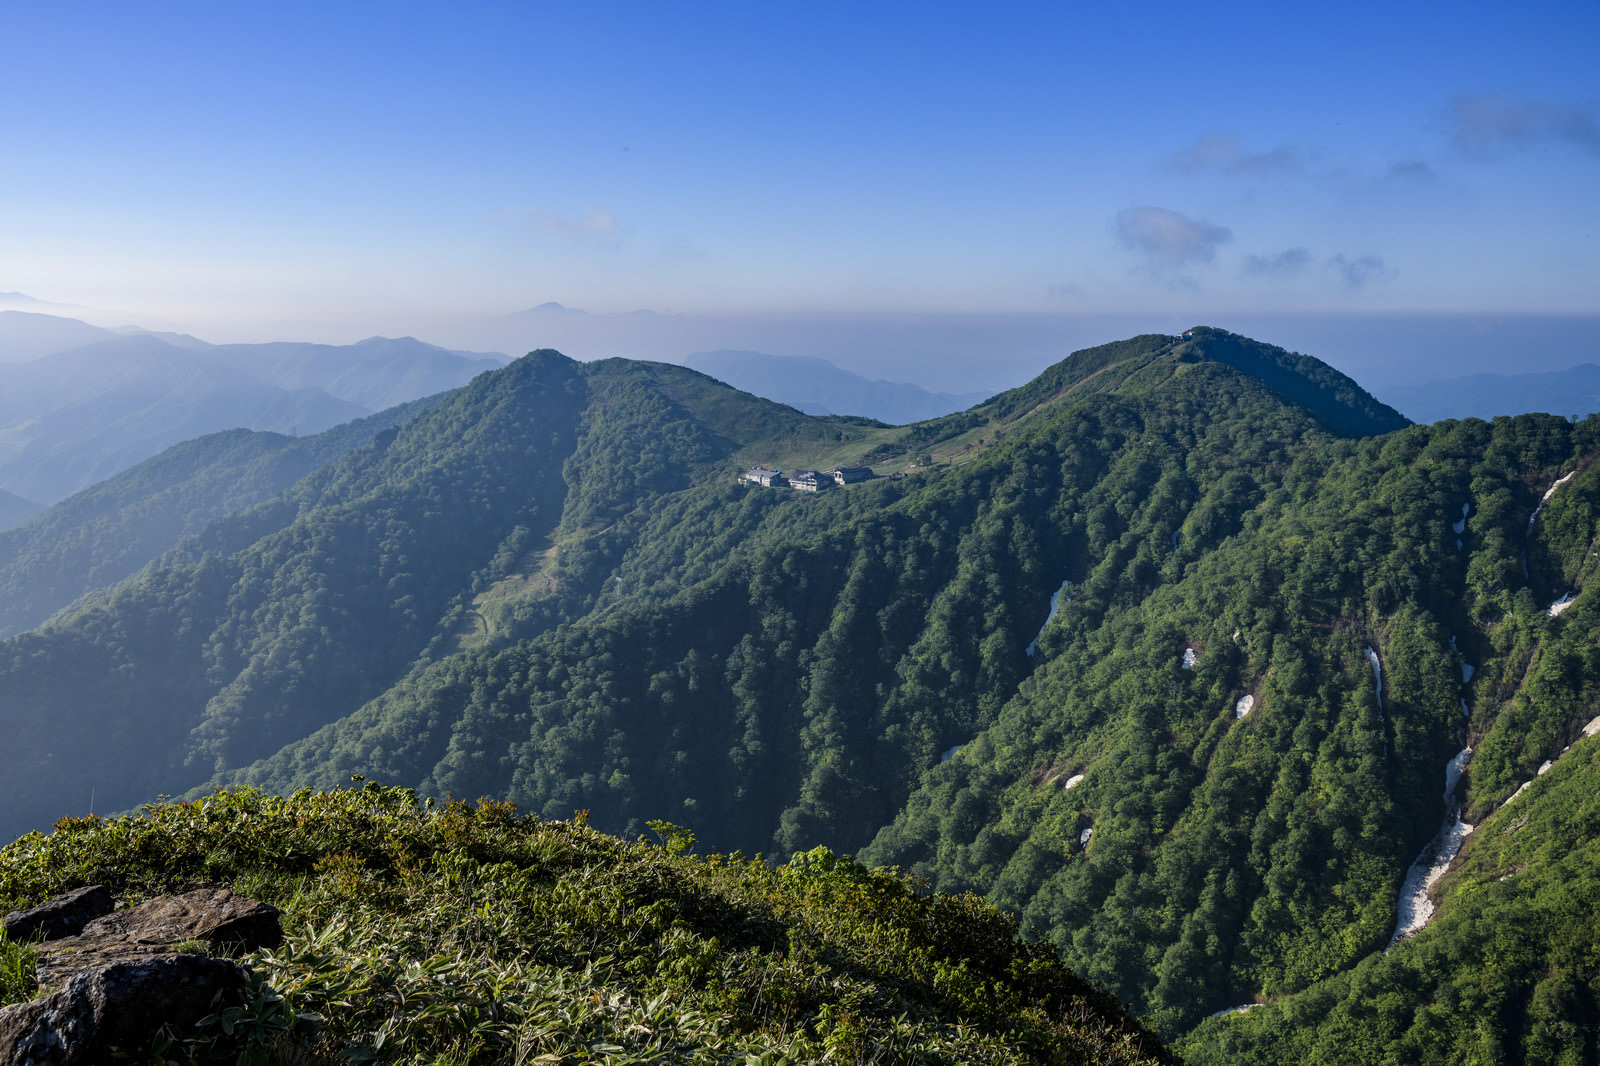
3,327,1597,1057
0,348,894,839
0,393,446,640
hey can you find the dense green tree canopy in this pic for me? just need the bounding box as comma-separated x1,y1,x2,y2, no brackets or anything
3,328,1598,1055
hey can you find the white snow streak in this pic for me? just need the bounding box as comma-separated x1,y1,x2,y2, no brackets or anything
1527,471,1576,536
1209,1004,1262,1018
1366,645,1389,755
1389,747,1475,947
1025,580,1072,657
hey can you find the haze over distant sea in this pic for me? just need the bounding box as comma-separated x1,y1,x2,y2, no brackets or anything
430,307,1600,400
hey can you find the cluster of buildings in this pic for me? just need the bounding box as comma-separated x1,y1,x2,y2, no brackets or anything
743,466,875,492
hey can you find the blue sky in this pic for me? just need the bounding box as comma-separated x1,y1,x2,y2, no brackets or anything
2,1,1597,382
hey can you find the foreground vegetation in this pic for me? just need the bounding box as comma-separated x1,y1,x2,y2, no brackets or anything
0,783,1172,1065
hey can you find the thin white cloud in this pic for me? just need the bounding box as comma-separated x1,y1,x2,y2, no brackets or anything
1169,135,1303,176
1384,160,1435,181
1328,254,1395,290
1116,206,1233,271
516,207,620,236
1447,94,1600,157
1242,248,1313,277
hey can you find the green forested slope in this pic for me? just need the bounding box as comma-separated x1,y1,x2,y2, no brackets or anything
220,339,1359,862
0,394,443,640
1175,460,1600,1064
4,327,1597,1054
0,350,895,842
0,353,586,835
859,414,1600,1037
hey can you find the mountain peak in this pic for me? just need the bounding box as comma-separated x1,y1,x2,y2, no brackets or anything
1174,326,1410,436
981,327,1407,438
518,301,587,316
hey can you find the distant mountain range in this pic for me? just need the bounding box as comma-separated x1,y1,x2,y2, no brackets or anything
0,311,506,508
1381,363,1600,423
680,349,991,424
0,308,112,360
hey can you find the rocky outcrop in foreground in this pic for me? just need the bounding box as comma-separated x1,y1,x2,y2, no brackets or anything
0,886,281,1065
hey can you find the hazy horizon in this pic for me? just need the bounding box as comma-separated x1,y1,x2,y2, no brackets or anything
3,2,1596,396
6,296,1598,399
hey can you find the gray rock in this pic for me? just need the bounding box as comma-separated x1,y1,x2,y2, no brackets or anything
2,886,113,943
0,954,245,1065
36,888,281,985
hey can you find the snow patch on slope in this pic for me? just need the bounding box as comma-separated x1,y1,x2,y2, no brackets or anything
1025,580,1072,657
1389,747,1475,947
1527,471,1576,536
1366,645,1389,756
